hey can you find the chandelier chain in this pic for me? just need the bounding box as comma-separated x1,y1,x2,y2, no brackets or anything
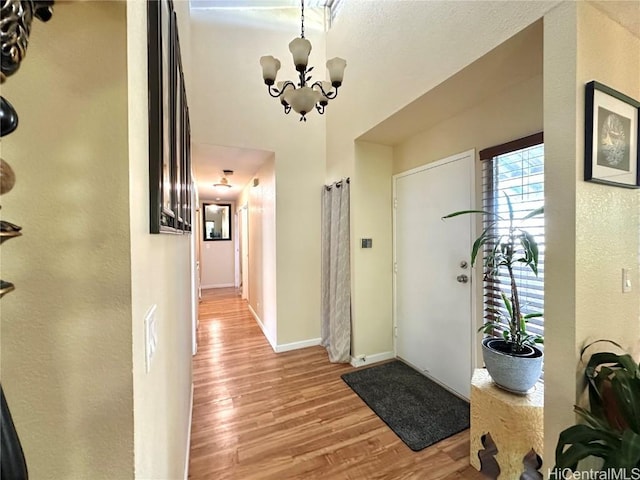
300,0,305,38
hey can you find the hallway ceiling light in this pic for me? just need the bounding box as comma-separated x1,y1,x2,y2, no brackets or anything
259,0,346,122
213,177,232,189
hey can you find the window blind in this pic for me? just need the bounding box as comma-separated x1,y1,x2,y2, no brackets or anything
480,136,545,342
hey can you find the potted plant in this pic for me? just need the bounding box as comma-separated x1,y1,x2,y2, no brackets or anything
443,194,544,393
554,340,640,472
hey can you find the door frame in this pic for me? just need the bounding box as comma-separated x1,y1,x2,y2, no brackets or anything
392,149,477,397
238,203,249,300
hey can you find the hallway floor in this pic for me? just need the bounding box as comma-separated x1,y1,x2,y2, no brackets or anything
188,288,484,480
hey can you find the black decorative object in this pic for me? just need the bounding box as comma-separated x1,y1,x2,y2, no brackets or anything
0,0,54,81
1,386,29,480
585,81,640,188
0,97,19,136
148,0,192,234
0,219,22,244
0,158,17,194
0,2,54,476
341,360,470,451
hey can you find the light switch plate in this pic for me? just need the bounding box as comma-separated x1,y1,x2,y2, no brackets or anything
622,268,632,293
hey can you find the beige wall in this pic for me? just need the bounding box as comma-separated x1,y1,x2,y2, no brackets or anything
543,1,640,468
190,10,325,348
350,142,394,357
238,157,278,346
1,3,134,478
128,3,194,479
393,73,543,174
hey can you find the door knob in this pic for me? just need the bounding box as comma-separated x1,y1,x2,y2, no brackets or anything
456,274,469,284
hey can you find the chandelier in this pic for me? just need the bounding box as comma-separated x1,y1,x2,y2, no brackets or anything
259,0,346,122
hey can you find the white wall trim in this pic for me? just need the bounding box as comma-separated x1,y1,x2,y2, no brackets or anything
350,351,395,368
183,382,194,480
248,304,277,352
247,305,321,354
275,338,322,353
201,283,235,289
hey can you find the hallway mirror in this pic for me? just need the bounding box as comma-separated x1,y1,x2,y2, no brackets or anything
203,203,231,241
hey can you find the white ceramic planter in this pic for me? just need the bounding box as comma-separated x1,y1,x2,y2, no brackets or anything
481,337,543,394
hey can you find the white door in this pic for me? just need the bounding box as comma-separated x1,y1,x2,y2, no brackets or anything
394,150,474,399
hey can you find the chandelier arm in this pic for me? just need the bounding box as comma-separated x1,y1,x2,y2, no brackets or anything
267,81,296,98
267,85,281,98
283,104,291,114
315,103,325,115
310,80,339,100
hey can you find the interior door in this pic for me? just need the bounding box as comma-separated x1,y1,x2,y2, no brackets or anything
394,150,474,399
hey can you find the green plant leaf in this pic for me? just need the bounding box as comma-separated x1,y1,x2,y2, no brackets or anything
575,406,619,433
619,429,640,469
519,231,539,275
556,341,640,471
610,372,640,433
523,312,543,319
500,292,513,319
441,209,499,220
580,340,624,360
555,424,617,469
522,206,544,220
471,225,497,266
504,193,514,223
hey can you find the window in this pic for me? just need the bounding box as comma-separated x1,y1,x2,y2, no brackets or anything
480,133,544,341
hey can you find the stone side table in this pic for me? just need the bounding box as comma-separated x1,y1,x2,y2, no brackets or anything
470,368,544,479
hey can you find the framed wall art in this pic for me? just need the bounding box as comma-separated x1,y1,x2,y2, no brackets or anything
148,0,193,233
584,80,640,189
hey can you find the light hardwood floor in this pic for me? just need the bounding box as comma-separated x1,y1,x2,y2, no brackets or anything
188,288,485,480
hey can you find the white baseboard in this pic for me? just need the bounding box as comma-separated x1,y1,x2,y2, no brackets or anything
275,337,322,353
183,382,194,480
350,351,395,368
246,305,322,354
248,304,277,352
201,283,235,289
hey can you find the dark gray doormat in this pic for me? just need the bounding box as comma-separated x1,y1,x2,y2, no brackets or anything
341,360,470,451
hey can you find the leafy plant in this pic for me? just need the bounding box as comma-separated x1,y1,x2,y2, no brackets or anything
443,194,544,353
555,340,640,471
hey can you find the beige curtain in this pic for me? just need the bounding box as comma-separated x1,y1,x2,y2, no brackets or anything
321,179,351,363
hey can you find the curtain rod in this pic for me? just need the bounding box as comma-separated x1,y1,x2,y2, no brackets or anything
325,177,350,190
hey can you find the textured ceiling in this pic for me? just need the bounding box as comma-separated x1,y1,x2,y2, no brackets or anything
358,20,544,146
590,0,640,39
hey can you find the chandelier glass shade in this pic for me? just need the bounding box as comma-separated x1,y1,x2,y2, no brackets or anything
259,0,346,121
